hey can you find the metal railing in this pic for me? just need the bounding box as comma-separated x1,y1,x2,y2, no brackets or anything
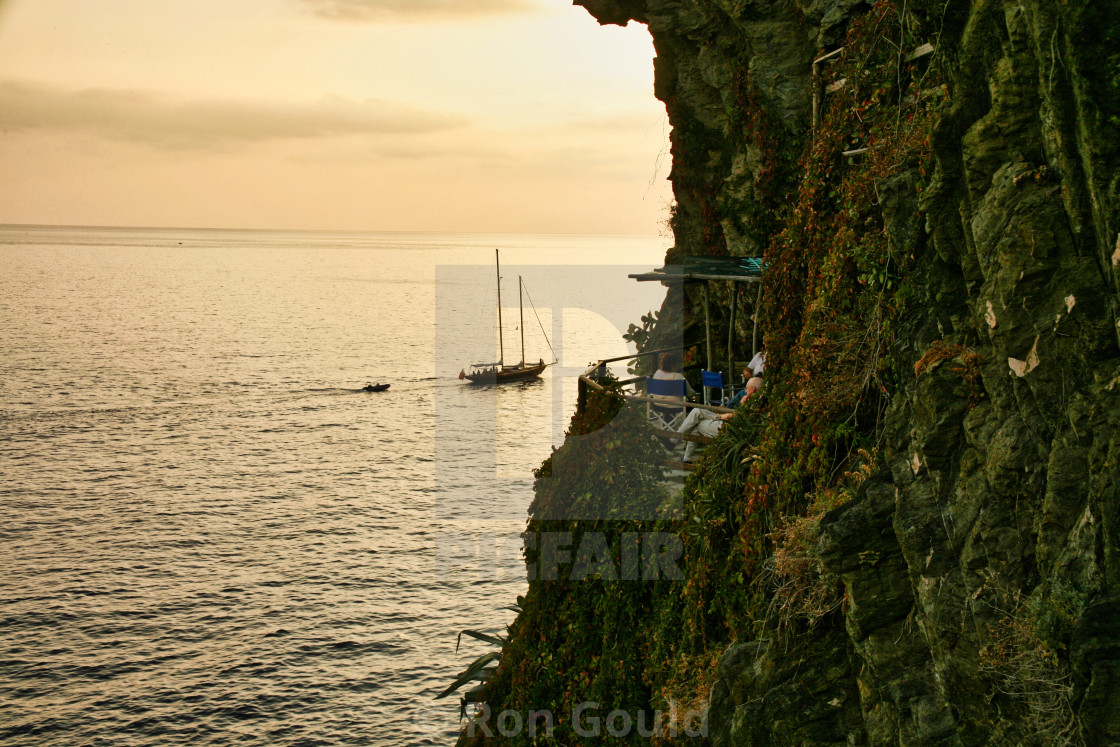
577,348,734,415
576,349,735,470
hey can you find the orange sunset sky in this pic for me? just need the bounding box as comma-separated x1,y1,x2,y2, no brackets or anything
0,0,673,234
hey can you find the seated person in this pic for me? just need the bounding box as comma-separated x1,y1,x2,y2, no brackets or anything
725,365,753,407
650,351,695,402
747,349,766,378
679,377,763,462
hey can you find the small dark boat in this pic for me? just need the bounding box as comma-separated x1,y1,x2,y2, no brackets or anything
363,382,390,392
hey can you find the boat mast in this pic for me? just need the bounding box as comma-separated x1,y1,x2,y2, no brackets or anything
495,248,504,367
519,275,526,366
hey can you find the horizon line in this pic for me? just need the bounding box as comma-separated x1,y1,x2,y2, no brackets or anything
0,221,668,240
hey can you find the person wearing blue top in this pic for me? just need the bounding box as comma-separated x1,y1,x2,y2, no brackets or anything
651,351,695,402
679,376,763,462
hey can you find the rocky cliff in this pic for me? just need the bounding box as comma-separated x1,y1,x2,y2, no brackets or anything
456,0,1120,743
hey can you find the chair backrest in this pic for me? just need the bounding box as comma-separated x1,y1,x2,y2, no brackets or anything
646,377,687,397
701,370,725,389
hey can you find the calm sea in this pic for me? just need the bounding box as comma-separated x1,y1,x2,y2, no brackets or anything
0,225,668,746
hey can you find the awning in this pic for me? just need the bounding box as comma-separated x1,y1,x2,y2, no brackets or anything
628,256,764,283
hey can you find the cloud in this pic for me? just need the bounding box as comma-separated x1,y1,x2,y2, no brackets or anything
296,0,537,21
0,80,467,149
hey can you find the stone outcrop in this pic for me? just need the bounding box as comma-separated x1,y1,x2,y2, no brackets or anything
577,0,1119,743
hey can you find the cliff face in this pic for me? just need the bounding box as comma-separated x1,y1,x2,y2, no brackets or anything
573,0,1120,744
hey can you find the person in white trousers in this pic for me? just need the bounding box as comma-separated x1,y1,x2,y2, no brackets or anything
680,377,763,462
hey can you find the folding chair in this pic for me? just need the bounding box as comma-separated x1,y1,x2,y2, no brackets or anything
644,377,688,432
700,370,732,406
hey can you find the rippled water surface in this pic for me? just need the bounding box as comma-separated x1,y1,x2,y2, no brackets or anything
0,226,667,746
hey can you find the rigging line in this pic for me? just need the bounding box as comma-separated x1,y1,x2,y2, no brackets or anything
521,284,557,364
469,267,496,347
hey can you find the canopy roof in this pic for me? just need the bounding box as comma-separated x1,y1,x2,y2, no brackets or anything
628,256,764,283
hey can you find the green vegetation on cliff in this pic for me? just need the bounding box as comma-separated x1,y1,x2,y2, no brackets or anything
452,0,1120,743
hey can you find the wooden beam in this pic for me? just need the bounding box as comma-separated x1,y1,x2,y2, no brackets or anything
812,47,844,131
906,42,935,62
812,72,819,132
593,346,676,366
629,273,761,283
577,368,734,414
814,47,845,64
581,346,696,383
751,283,762,358
682,274,760,283
842,147,870,157
702,283,713,403
727,282,738,387
581,374,607,392
651,428,713,444
616,391,733,414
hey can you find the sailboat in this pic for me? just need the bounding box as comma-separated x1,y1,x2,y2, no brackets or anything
460,249,553,385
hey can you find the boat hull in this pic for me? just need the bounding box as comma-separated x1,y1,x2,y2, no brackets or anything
465,362,547,385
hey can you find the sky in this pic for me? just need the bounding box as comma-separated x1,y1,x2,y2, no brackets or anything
0,0,673,235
